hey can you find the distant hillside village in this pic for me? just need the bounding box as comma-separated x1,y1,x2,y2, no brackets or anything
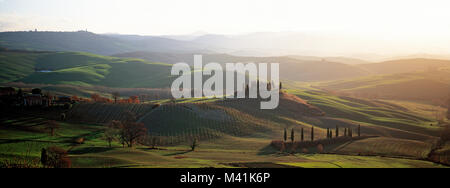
0,87,141,108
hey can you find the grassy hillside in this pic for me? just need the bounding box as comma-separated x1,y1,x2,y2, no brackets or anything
358,58,450,75
0,50,175,88
316,69,450,103
285,87,440,139
114,51,372,82
1,112,445,168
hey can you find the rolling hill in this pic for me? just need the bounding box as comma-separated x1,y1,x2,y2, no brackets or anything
0,50,175,88
114,51,373,82
0,31,210,56
358,58,450,75
316,69,450,103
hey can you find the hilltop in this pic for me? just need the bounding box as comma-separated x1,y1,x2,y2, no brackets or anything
0,31,209,56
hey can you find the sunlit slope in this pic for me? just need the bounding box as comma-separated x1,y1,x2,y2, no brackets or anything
358,58,450,75
129,91,438,144
0,51,42,83
286,89,440,140
0,51,175,88
316,69,450,102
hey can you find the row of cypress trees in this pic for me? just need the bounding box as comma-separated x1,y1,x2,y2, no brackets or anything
283,125,362,142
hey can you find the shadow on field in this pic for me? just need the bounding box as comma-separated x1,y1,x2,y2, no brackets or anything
163,150,192,156
69,147,114,155
226,162,300,168
257,145,277,155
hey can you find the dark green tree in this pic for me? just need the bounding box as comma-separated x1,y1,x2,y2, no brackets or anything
191,138,199,151
284,128,287,142
301,128,304,142
336,126,339,138
291,128,295,143
358,125,361,137
32,88,42,95
311,126,314,141
447,98,450,120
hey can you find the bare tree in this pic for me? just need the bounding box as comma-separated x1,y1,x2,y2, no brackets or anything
112,92,120,104
104,121,120,148
47,121,60,136
191,138,199,151
116,113,147,148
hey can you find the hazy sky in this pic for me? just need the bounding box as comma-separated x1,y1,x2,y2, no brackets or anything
1,0,450,38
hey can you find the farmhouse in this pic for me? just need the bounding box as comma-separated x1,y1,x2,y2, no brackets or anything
23,94,52,107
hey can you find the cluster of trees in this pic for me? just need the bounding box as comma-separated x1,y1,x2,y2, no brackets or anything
70,95,91,103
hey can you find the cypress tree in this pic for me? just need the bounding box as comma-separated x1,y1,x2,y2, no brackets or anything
336,126,339,138
344,128,347,137
447,98,450,120
311,126,314,141
284,128,287,142
291,128,295,143
358,125,361,137
327,128,330,139
330,130,333,139
301,128,304,142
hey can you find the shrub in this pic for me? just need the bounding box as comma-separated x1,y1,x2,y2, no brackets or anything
317,144,324,153
152,103,161,109
74,137,85,145
41,146,71,168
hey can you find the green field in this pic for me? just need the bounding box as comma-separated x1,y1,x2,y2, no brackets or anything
0,116,445,168
0,51,175,88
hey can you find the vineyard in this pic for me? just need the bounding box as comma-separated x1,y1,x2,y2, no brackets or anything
61,92,328,145
66,103,156,124
332,137,434,159
139,102,277,145
137,93,329,145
